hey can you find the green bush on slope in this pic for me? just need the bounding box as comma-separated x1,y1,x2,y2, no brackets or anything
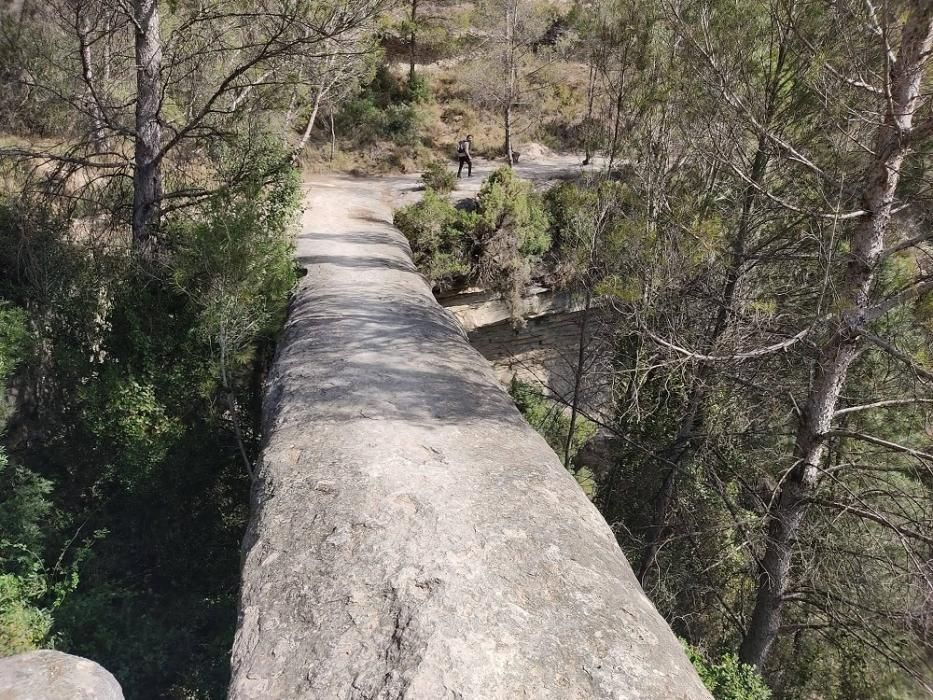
395,168,552,324
0,135,300,697
394,189,475,289
684,642,771,700
509,379,597,497
421,161,457,193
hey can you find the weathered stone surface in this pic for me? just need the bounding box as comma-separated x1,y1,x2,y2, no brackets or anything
0,650,124,700
229,173,712,699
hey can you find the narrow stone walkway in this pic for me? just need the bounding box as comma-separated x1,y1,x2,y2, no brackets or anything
228,173,710,699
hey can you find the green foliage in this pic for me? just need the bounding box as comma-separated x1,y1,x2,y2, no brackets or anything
406,73,432,103
80,375,184,483
0,303,30,383
395,169,553,322
471,169,551,322
572,466,597,498
394,189,474,287
0,570,53,655
421,161,457,194
0,452,54,655
0,301,30,427
509,378,596,468
543,178,641,287
170,136,300,383
476,168,550,256
335,65,430,149
544,180,596,250
0,135,299,696
0,446,81,658
0,295,57,656
684,643,772,700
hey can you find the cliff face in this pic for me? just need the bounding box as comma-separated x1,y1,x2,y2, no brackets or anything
440,287,611,412
229,174,711,699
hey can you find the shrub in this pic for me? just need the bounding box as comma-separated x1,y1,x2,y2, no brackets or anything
394,189,474,288
472,168,551,322
509,379,596,497
0,303,29,382
509,378,596,467
0,134,301,696
407,73,432,103
333,65,431,151
170,135,300,366
394,168,554,322
383,103,423,146
476,167,550,255
0,449,75,656
684,643,772,700
421,161,456,194
0,570,53,655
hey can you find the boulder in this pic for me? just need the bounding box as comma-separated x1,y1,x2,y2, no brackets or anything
0,650,123,700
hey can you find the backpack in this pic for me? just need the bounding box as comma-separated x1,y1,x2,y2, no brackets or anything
457,140,467,155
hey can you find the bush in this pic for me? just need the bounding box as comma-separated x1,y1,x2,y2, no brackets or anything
509,379,596,496
684,643,772,700
406,73,432,103
476,168,550,256
394,189,474,288
383,103,424,146
334,65,431,151
394,168,553,321
0,135,301,697
170,135,300,368
472,168,551,321
509,379,596,466
0,452,57,656
421,161,456,193
0,303,29,382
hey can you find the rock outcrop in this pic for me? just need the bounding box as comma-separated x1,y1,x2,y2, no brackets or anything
229,174,711,699
0,650,124,700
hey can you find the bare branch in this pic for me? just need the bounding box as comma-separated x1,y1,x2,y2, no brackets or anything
827,430,933,462
835,398,933,416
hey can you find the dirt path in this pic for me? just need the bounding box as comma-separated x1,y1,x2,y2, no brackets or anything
228,162,710,699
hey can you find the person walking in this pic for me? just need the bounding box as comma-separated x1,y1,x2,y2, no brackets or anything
457,134,473,178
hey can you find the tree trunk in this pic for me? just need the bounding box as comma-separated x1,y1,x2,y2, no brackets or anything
635,29,789,583
296,80,327,153
408,0,418,84
103,16,111,84
329,111,336,161
606,84,623,173
739,2,933,669
563,286,593,466
282,68,304,136
505,103,514,166
131,0,163,248
78,17,105,150
635,388,704,583
582,61,597,165
504,0,516,166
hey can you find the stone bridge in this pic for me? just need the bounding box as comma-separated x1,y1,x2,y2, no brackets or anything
227,173,711,699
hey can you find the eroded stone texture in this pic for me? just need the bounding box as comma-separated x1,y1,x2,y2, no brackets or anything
0,650,124,700
229,174,712,700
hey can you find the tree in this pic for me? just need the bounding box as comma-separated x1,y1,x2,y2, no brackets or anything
2,0,386,247
472,0,555,164
574,0,933,691
739,0,933,672
131,0,162,247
